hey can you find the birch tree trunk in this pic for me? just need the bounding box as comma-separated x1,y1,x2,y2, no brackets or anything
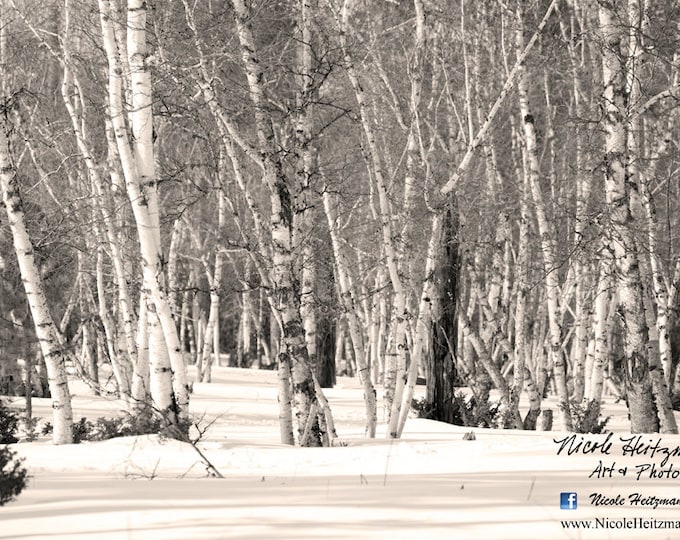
396,213,443,437
336,3,410,437
515,8,572,431
294,0,319,386
231,0,321,446
0,118,73,444
323,191,377,437
54,3,137,398
198,191,227,383
510,168,531,429
99,0,190,421
627,2,676,434
598,1,658,433
587,255,612,411
131,289,150,409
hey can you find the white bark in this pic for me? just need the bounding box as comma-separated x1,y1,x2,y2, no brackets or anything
336,3,410,437
510,174,531,428
516,10,572,431
599,1,659,433
231,0,321,445
396,213,443,437
131,289,150,408
194,194,226,383
99,0,190,418
323,191,378,437
0,124,73,444
625,0,677,433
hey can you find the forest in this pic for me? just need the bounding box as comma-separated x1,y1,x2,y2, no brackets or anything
1,0,680,454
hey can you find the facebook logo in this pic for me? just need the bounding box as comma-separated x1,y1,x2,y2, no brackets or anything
560,492,578,510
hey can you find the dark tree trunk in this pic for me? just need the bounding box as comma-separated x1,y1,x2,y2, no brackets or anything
668,301,680,403
316,315,336,388
426,199,459,424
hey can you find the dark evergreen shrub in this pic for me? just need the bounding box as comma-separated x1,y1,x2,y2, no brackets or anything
412,392,506,428
0,401,19,444
570,400,610,434
42,409,192,443
0,446,27,506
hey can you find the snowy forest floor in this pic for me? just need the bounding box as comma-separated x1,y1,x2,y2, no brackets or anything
2,366,680,539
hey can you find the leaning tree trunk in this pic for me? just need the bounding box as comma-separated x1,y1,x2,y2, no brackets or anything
0,116,73,445
396,213,444,437
99,0,190,421
323,191,378,437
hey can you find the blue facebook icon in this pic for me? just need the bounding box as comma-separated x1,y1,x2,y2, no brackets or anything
560,492,578,510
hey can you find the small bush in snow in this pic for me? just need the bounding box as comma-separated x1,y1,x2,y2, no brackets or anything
42,409,192,443
412,392,506,428
0,401,19,444
0,446,28,506
570,400,610,434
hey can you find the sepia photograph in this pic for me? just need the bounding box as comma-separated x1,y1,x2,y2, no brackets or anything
1,0,680,538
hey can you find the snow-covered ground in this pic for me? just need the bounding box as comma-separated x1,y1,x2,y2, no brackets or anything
2,367,680,539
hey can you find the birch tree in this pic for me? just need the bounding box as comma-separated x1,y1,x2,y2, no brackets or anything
598,0,658,433
515,4,572,431
98,0,190,422
230,0,322,446
0,4,74,444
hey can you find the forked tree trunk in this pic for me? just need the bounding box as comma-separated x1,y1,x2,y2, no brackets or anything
99,0,190,420
232,0,321,445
